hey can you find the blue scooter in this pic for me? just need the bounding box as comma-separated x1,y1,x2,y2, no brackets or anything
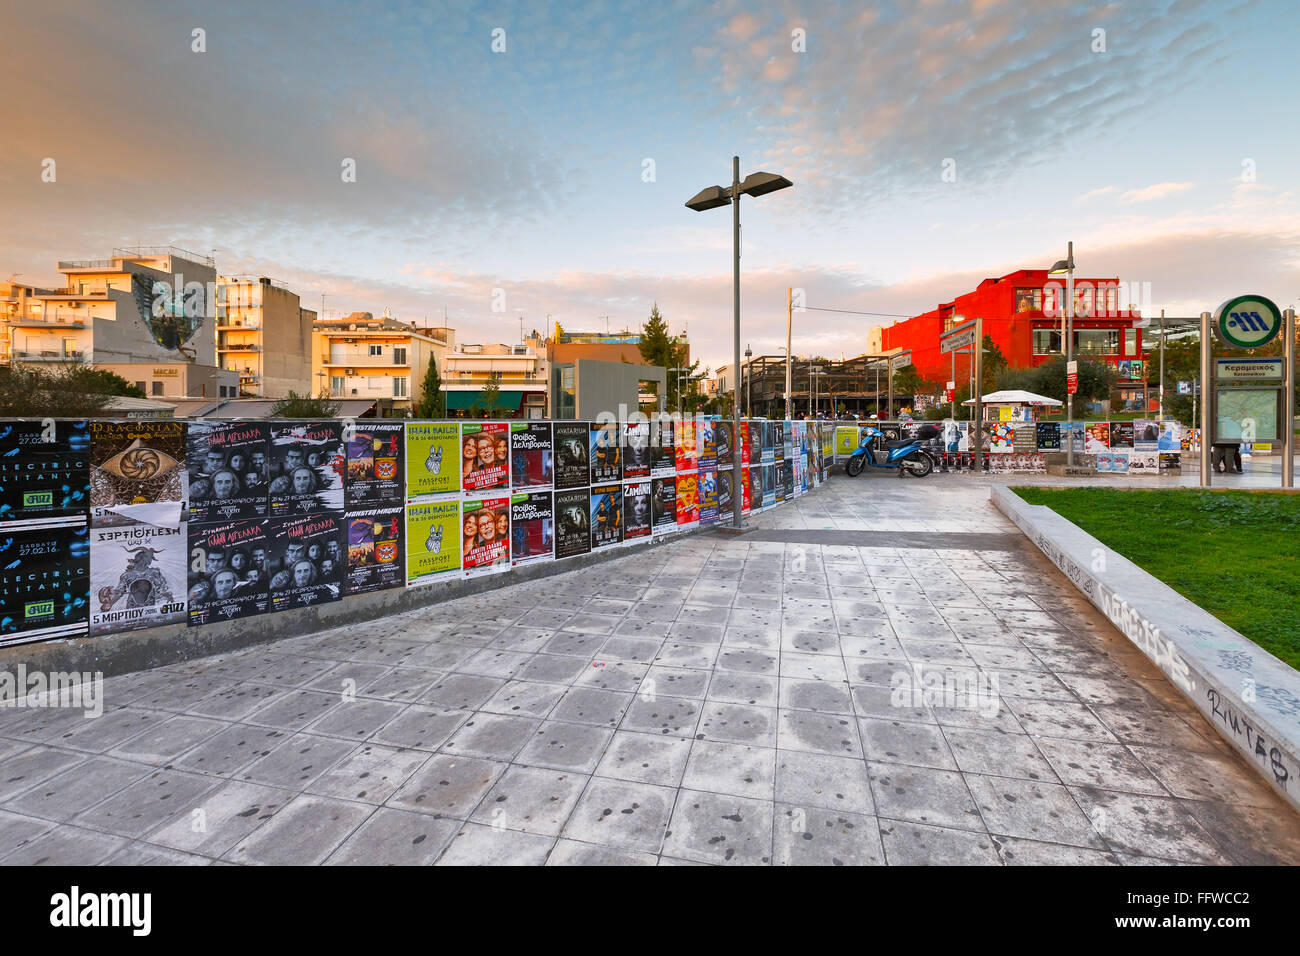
845,423,938,478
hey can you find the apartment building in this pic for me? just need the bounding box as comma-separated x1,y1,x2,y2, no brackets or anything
443,332,548,418
216,276,316,398
312,311,451,416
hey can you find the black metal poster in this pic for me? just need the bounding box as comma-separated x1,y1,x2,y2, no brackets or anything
90,522,187,635
554,487,591,559
89,420,186,526
187,421,270,523
553,422,590,490
269,422,345,517
269,513,345,611
0,420,90,524
0,518,90,645
345,505,404,595
186,519,271,626
345,422,404,508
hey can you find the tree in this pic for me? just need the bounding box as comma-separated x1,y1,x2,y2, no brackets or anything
891,364,925,399
270,390,341,418
638,303,699,412
413,360,445,418
473,375,503,418
980,335,1008,392
0,364,146,417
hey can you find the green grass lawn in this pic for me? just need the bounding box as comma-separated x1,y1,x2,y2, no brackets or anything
1013,486,1300,669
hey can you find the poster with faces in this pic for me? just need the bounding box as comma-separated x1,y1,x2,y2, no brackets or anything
268,422,345,517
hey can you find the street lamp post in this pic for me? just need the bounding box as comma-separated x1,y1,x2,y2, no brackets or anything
686,157,792,531
1049,242,1076,466
744,345,752,418
671,367,692,414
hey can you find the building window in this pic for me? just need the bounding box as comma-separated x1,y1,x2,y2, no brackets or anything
1074,329,1119,355
369,344,383,356
368,377,382,388
331,376,345,393
152,381,163,396
393,347,407,365
1033,329,1062,355
134,381,146,393
393,376,408,397
1125,328,1137,354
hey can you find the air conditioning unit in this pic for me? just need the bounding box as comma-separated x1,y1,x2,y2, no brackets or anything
345,368,356,375
351,388,358,395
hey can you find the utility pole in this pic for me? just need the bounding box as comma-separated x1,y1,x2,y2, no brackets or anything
1199,311,1211,487
1158,309,1165,420
785,287,793,421
972,318,984,468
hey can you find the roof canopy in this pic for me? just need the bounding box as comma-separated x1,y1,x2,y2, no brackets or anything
961,389,1063,406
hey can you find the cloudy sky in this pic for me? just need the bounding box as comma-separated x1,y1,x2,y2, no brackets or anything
3,0,1298,370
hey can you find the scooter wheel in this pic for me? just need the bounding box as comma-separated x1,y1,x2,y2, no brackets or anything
904,452,933,477
846,456,865,477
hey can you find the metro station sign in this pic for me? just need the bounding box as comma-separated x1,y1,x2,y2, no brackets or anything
1214,294,1283,349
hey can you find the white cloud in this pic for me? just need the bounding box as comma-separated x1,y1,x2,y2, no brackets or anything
1120,182,1196,203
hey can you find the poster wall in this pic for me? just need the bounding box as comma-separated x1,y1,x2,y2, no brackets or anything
405,499,462,586
90,420,185,527
554,422,590,489
90,523,186,635
346,423,404,508
345,506,405,596
269,514,345,612
0,518,90,645
590,482,623,550
461,422,510,493
623,480,651,542
510,492,554,565
269,422,345,517
510,422,554,490
405,422,461,500
461,496,511,575
187,519,271,627
555,488,592,558
0,420,90,524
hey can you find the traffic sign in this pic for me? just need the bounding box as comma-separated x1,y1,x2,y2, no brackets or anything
939,320,977,354
1215,294,1283,348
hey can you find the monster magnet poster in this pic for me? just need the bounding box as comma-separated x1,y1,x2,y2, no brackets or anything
405,499,461,587
186,421,269,523
90,522,187,635
405,421,461,500
268,422,345,517
345,422,405,508
0,420,90,524
0,518,90,645
89,420,186,527
345,505,405,596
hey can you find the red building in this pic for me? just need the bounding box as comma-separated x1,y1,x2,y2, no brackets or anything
880,269,1149,410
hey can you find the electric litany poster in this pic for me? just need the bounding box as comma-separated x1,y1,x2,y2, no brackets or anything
186,519,271,627
187,421,270,523
405,499,461,586
462,422,510,493
553,421,590,490
269,422,345,517
651,476,676,535
345,505,405,595
345,422,404,507
590,481,622,550
510,491,554,565
589,422,622,484
268,514,345,611
462,495,510,575
89,420,186,527
405,421,461,500
90,523,187,635
0,419,90,524
623,479,651,542
554,487,592,558
510,422,554,489
0,518,90,645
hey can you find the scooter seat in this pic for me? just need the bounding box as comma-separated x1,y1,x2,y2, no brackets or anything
884,439,913,449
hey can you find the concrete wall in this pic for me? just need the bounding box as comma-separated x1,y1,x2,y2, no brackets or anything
573,359,666,419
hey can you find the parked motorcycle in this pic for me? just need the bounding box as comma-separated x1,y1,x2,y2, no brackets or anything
845,423,939,478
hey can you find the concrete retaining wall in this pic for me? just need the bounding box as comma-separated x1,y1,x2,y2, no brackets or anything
992,484,1300,812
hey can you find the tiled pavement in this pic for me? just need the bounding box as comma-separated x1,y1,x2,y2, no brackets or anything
3,470,1299,865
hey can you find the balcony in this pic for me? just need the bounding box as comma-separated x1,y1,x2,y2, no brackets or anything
12,350,86,362
218,343,262,352
8,316,88,328
322,352,410,368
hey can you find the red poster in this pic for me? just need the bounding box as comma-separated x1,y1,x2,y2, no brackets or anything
461,495,510,572
676,472,699,525
675,419,698,472
462,422,510,492
741,466,753,513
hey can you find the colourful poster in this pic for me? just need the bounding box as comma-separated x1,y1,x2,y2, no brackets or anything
268,422,345,517
1157,421,1181,451
651,476,677,534
510,422,554,490
623,421,651,480
268,514,345,612
89,420,185,527
833,425,858,458
716,421,734,469
1128,451,1160,475
345,505,405,595
676,472,699,526
405,421,461,500
554,422,590,489
1084,422,1110,454
405,499,462,586
1036,422,1061,450
741,466,753,513
623,479,651,542
1110,421,1135,450
700,470,718,525
590,422,622,484
555,488,592,558
510,492,553,565
186,519,270,627
699,418,717,472
0,518,90,645
590,482,623,550
675,418,698,472
761,464,776,507
345,422,404,507
0,420,90,525
462,495,510,574
650,417,676,477
461,422,510,493
90,522,186,635
1133,419,1159,452
739,421,750,466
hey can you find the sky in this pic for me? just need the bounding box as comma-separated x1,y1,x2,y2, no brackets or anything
3,0,1299,372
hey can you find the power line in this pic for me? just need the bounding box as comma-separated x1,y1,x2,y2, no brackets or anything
803,306,913,318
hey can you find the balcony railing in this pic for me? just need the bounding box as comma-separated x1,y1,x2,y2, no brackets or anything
218,343,262,352
12,350,86,362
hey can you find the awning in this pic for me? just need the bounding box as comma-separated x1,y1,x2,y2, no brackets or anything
446,391,526,411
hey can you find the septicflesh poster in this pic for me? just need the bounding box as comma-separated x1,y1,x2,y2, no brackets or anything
89,420,186,526
90,522,186,635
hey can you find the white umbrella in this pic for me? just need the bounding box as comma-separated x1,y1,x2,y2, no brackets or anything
961,390,1063,406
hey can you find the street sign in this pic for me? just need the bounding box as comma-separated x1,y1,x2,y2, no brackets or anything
1066,360,1078,396
1214,294,1283,348
1215,358,1284,381
889,351,912,371
945,380,955,401
939,320,978,354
